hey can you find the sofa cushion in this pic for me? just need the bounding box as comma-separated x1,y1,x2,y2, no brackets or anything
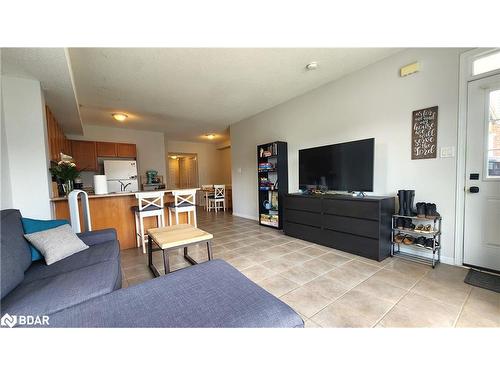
23,224,89,265
45,260,304,328
21,217,69,261
1,209,32,299
1,259,121,318
23,240,120,284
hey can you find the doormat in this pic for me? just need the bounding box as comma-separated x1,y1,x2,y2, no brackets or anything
464,269,500,293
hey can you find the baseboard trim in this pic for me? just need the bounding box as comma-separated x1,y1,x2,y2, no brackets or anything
232,212,258,221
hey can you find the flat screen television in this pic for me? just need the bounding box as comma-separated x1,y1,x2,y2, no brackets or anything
299,138,374,192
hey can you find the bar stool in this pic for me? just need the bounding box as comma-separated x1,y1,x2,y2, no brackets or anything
168,189,197,227
208,185,226,212
132,191,165,253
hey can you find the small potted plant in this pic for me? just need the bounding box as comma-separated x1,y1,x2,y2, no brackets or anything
49,160,80,196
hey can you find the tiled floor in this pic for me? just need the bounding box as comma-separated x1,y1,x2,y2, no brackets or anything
121,209,500,328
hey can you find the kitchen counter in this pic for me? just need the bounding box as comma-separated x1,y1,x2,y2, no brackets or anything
50,190,175,202
51,190,194,249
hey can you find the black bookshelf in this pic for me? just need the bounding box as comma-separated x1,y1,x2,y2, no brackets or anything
257,141,288,229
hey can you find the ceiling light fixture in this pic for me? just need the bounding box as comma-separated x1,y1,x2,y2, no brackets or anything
112,113,128,122
205,134,216,140
170,155,178,160
305,62,319,71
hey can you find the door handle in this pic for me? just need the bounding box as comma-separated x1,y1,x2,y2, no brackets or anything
469,186,480,193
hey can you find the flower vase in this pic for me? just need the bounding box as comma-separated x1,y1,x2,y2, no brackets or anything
63,180,73,196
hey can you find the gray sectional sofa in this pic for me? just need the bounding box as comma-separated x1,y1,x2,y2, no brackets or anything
0,209,303,328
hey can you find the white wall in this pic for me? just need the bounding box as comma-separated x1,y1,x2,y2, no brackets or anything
230,48,462,264
1,76,52,219
165,139,230,186
67,124,166,179
217,146,232,185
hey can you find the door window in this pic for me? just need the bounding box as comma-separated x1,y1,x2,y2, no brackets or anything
487,89,500,178
473,50,500,76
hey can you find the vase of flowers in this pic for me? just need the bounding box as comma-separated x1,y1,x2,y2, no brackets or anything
49,161,80,196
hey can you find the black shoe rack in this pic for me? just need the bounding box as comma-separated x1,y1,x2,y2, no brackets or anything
391,214,442,268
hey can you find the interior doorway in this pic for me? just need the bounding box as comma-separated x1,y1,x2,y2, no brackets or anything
168,153,199,189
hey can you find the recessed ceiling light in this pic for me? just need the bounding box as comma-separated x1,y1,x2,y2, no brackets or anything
112,113,128,122
205,134,216,140
305,62,319,71
170,155,178,159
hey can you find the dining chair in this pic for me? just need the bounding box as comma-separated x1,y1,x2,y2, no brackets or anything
168,189,198,227
201,184,214,210
208,185,225,212
132,191,165,253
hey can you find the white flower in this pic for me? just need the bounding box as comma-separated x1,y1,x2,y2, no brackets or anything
70,163,76,167
58,161,64,165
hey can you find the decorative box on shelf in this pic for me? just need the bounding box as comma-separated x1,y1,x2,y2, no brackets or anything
391,214,442,268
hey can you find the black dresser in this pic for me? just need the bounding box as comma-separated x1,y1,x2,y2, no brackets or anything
283,193,395,261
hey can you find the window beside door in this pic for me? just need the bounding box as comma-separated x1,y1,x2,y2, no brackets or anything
487,89,500,178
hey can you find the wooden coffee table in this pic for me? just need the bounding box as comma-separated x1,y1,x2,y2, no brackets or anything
147,224,214,276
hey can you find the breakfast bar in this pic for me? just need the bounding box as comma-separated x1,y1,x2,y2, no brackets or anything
51,190,193,250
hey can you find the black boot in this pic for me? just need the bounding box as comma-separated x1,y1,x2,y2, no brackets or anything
397,190,405,215
416,202,426,218
405,190,416,216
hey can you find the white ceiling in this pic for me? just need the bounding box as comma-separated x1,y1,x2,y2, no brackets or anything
68,48,401,142
1,48,82,134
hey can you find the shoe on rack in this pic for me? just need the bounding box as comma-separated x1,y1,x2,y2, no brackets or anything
415,236,426,247
404,190,417,216
403,235,415,245
422,224,433,233
394,234,405,243
403,218,413,230
424,238,439,250
415,224,424,232
396,217,404,229
425,203,440,219
397,190,406,216
416,202,426,218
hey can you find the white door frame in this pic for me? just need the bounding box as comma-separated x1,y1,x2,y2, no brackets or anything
454,48,500,266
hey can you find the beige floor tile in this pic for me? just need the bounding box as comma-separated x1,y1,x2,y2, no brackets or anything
226,256,256,271
324,266,369,289
280,285,333,318
127,273,153,286
379,292,461,328
245,250,278,263
317,252,352,267
262,257,297,273
312,290,394,328
457,287,500,326
280,252,314,264
296,246,328,257
424,264,470,286
301,258,336,275
353,277,407,303
455,306,500,327
338,259,380,277
241,264,276,282
411,278,471,307
303,276,350,301
258,275,300,297
354,255,393,267
368,269,422,290
304,319,321,328
280,265,319,285
383,258,430,278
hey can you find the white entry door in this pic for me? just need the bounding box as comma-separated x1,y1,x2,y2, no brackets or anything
463,74,500,272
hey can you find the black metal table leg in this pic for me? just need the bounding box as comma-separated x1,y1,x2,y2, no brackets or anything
207,241,213,260
183,246,197,265
148,235,161,278
162,248,170,274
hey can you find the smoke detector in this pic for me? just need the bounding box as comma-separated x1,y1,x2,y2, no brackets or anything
306,62,319,71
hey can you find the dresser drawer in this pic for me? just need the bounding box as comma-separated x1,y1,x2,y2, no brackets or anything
284,222,322,243
322,199,379,220
321,229,380,260
284,196,322,212
322,214,379,239
284,209,321,227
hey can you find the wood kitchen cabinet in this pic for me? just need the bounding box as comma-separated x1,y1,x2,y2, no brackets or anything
96,141,118,157
117,143,137,157
46,106,71,161
70,140,97,171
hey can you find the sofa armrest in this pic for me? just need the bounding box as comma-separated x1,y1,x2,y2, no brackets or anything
77,228,117,246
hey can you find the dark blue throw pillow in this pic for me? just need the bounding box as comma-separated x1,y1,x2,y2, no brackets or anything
21,218,70,261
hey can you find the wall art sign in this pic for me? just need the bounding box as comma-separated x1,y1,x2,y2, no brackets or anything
412,106,438,160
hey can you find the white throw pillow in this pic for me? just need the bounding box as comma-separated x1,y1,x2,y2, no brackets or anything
24,224,89,265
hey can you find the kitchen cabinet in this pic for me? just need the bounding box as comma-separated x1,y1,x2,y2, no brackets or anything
46,106,71,161
70,140,97,171
117,143,137,158
96,141,118,157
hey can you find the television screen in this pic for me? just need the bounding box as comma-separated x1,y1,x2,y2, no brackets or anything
299,138,374,192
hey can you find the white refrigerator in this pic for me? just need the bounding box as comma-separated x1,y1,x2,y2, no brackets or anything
103,160,139,193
